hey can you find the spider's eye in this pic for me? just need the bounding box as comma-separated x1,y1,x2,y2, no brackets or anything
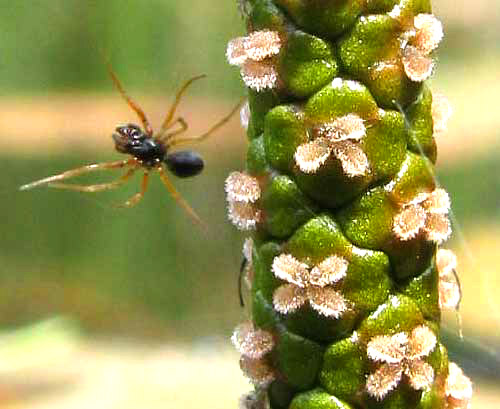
116,124,143,139
128,127,142,138
165,150,204,178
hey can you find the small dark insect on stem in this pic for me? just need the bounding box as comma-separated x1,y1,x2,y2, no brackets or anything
239,256,248,307
20,63,243,231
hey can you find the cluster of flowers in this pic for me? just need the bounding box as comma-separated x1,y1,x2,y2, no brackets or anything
365,324,472,408
400,13,444,82
393,188,452,243
294,112,370,177
227,30,282,92
272,253,349,318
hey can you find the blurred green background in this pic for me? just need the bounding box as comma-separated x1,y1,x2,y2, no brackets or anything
0,1,499,408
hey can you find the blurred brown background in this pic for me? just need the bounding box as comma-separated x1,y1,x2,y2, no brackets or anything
0,0,498,407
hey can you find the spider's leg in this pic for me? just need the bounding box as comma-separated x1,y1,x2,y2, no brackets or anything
157,117,188,143
166,100,243,148
106,62,153,136
156,74,206,139
117,171,150,208
48,168,137,192
156,165,207,231
20,159,134,191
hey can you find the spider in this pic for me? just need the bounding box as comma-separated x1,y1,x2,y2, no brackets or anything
20,65,241,229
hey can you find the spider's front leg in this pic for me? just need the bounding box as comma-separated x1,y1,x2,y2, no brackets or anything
20,159,136,191
156,74,206,140
49,168,137,192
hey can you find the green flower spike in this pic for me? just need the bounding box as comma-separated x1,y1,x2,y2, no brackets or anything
226,1,471,408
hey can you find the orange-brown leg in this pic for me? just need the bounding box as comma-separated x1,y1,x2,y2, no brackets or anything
156,165,207,231
106,62,153,136
165,100,243,148
156,75,206,139
19,159,135,191
47,168,137,192
117,171,150,208
158,117,188,143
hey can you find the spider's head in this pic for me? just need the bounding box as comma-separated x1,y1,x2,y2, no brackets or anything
112,124,146,154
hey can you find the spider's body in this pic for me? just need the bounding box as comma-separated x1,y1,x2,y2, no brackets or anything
113,124,205,178
113,124,167,166
20,68,240,229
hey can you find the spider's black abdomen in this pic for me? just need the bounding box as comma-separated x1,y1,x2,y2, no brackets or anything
165,150,204,178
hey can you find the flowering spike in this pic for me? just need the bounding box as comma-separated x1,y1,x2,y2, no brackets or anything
294,138,332,174
232,321,275,359
227,0,462,406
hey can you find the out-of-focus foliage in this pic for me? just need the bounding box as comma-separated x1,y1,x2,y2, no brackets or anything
0,1,243,95
1,152,244,340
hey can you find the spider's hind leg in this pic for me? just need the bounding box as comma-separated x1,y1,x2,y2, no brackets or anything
20,159,135,191
156,165,207,231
